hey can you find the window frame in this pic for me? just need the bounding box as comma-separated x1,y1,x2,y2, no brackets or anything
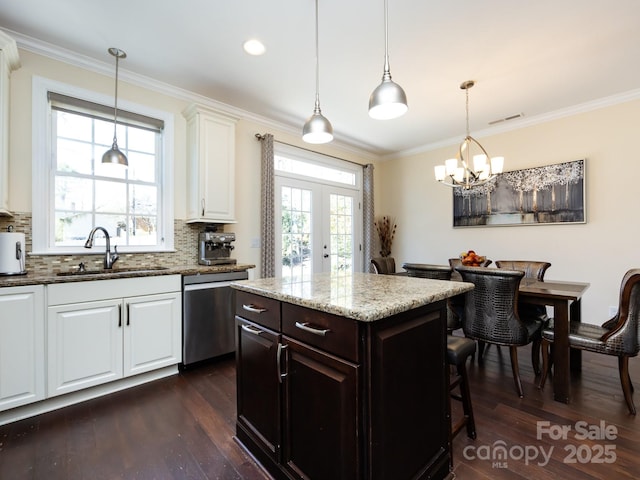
274,143,362,191
32,76,175,254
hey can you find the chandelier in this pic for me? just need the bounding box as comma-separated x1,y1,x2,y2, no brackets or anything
434,80,504,189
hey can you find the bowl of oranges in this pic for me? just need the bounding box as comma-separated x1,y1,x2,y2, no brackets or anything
460,250,486,267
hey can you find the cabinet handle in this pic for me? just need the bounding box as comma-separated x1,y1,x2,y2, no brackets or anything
126,303,130,326
241,324,263,335
201,198,205,217
118,304,122,327
295,322,330,337
243,304,267,314
277,343,288,383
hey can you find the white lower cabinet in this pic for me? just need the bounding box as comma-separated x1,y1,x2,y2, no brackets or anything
124,293,181,376
0,285,45,412
47,276,181,398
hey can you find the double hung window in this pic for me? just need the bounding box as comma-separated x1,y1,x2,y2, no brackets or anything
32,77,174,253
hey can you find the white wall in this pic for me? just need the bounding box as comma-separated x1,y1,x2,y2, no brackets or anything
11,44,639,323
377,99,640,325
6,48,372,277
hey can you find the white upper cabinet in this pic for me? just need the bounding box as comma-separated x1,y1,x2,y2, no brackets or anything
183,104,239,223
0,30,20,216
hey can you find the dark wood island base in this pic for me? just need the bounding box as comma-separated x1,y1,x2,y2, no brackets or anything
231,273,471,480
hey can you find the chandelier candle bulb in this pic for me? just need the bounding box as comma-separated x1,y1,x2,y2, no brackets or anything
473,154,487,172
491,156,505,174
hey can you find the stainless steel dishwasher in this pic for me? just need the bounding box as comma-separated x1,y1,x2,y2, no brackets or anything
182,270,248,367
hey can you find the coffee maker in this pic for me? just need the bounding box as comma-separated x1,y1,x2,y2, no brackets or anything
198,231,237,265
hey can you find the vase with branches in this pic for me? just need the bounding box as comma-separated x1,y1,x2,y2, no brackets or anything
375,216,396,257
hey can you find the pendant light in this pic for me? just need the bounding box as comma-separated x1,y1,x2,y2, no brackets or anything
102,47,128,166
368,0,408,120
302,0,333,144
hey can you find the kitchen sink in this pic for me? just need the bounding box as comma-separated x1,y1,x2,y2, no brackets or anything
56,266,170,276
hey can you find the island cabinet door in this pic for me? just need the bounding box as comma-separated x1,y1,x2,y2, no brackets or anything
368,303,450,480
281,336,359,480
235,317,282,462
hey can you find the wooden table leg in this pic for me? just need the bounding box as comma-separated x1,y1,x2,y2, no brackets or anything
552,299,570,403
569,298,582,372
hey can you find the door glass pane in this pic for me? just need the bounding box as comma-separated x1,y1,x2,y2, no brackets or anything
281,186,312,282
329,193,354,274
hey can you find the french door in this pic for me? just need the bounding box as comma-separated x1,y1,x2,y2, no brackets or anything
275,177,361,281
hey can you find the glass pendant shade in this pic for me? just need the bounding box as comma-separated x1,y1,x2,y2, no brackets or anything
103,47,128,166
303,0,333,144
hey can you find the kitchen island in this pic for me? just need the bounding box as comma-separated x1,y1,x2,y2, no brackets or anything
231,272,473,480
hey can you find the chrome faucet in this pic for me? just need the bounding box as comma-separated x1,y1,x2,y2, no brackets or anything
84,226,119,269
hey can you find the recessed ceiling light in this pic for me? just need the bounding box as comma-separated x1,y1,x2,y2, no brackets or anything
243,39,266,56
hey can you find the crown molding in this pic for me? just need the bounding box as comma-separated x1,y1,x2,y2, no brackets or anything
8,28,381,163
0,29,20,70
390,87,640,161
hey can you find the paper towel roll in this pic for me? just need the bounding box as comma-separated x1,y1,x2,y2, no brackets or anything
0,232,26,275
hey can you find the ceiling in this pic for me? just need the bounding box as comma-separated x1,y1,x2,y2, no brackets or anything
1,0,640,157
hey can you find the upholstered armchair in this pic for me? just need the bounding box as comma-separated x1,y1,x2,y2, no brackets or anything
539,268,640,414
456,266,544,397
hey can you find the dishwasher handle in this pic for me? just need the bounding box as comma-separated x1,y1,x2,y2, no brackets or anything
184,281,235,292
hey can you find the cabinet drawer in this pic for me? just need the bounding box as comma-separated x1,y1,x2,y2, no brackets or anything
235,291,280,331
282,303,359,363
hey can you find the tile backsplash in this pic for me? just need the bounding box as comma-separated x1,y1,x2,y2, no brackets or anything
0,212,207,275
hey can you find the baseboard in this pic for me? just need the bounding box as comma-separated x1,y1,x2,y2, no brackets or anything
0,365,178,426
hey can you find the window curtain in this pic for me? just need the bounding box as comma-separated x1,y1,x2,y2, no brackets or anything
258,133,275,278
363,164,375,273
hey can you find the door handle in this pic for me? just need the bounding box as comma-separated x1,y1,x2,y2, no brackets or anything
241,324,263,335
295,322,330,336
277,343,288,383
243,304,267,314
323,254,329,258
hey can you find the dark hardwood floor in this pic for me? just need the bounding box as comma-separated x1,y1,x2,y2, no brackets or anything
1,345,638,479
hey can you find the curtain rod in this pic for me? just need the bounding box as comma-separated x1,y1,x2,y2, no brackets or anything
255,133,367,168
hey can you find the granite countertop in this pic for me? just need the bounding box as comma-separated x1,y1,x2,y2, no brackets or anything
231,272,473,322
0,263,256,288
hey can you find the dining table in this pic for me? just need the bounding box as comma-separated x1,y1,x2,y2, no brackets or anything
405,264,590,403
518,278,590,403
